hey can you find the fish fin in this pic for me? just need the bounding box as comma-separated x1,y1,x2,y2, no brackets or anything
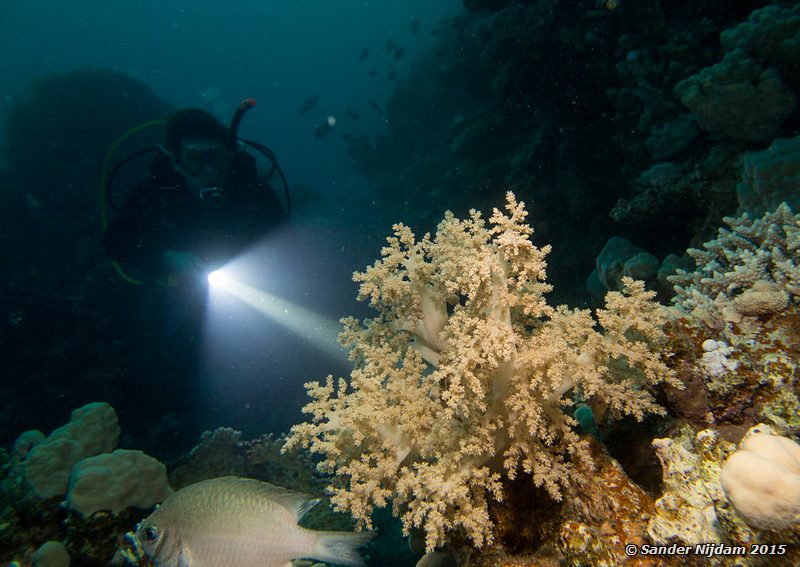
293,496,321,521
275,491,320,522
218,477,321,522
313,530,376,567
255,481,320,521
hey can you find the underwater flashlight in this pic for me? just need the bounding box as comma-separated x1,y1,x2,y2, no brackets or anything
207,270,228,288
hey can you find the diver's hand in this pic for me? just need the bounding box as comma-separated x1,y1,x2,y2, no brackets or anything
163,250,202,275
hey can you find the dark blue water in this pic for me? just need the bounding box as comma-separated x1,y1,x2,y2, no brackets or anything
1,1,460,197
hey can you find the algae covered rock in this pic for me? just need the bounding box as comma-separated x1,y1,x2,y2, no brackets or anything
33,540,70,567
46,402,120,457
23,438,85,499
737,135,800,216
675,48,795,143
4,68,172,208
647,426,734,546
23,402,120,498
65,449,172,517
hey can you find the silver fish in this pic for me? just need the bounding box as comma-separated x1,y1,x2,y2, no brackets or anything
136,476,373,567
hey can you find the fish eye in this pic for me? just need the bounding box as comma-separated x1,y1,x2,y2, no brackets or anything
143,525,159,543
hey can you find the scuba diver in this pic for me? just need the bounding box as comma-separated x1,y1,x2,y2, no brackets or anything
100,101,291,450
103,103,288,285
102,101,290,344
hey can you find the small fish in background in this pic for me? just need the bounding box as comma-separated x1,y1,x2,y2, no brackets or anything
393,46,406,61
341,132,353,141
387,69,398,81
297,95,320,115
359,47,370,62
199,85,222,102
346,109,360,122
314,115,336,139
385,39,397,52
368,101,382,115
410,17,421,35
368,69,378,78
136,476,374,567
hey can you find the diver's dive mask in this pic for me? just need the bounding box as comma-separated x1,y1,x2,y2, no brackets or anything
167,140,234,207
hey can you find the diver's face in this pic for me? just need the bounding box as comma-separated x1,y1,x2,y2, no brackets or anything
175,137,233,187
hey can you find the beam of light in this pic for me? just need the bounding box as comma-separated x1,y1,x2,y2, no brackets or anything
208,269,346,363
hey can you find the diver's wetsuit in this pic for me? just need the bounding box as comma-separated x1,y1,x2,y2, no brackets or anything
104,150,286,281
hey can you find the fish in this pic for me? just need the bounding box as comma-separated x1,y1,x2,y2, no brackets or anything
387,69,398,81
385,39,397,52
136,476,373,567
393,46,406,61
368,101,382,115
359,47,370,62
346,109,360,122
410,17,421,35
314,119,334,139
368,69,378,78
297,95,320,115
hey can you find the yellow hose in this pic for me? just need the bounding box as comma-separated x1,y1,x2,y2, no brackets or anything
100,119,166,285
100,119,165,230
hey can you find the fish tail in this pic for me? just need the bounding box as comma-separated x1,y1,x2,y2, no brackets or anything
313,529,376,567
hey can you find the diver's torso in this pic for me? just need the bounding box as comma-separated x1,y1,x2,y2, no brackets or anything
151,182,270,266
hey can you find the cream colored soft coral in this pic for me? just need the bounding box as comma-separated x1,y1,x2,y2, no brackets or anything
284,193,677,552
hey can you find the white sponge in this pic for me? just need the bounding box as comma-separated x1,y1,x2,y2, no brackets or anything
720,424,800,531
